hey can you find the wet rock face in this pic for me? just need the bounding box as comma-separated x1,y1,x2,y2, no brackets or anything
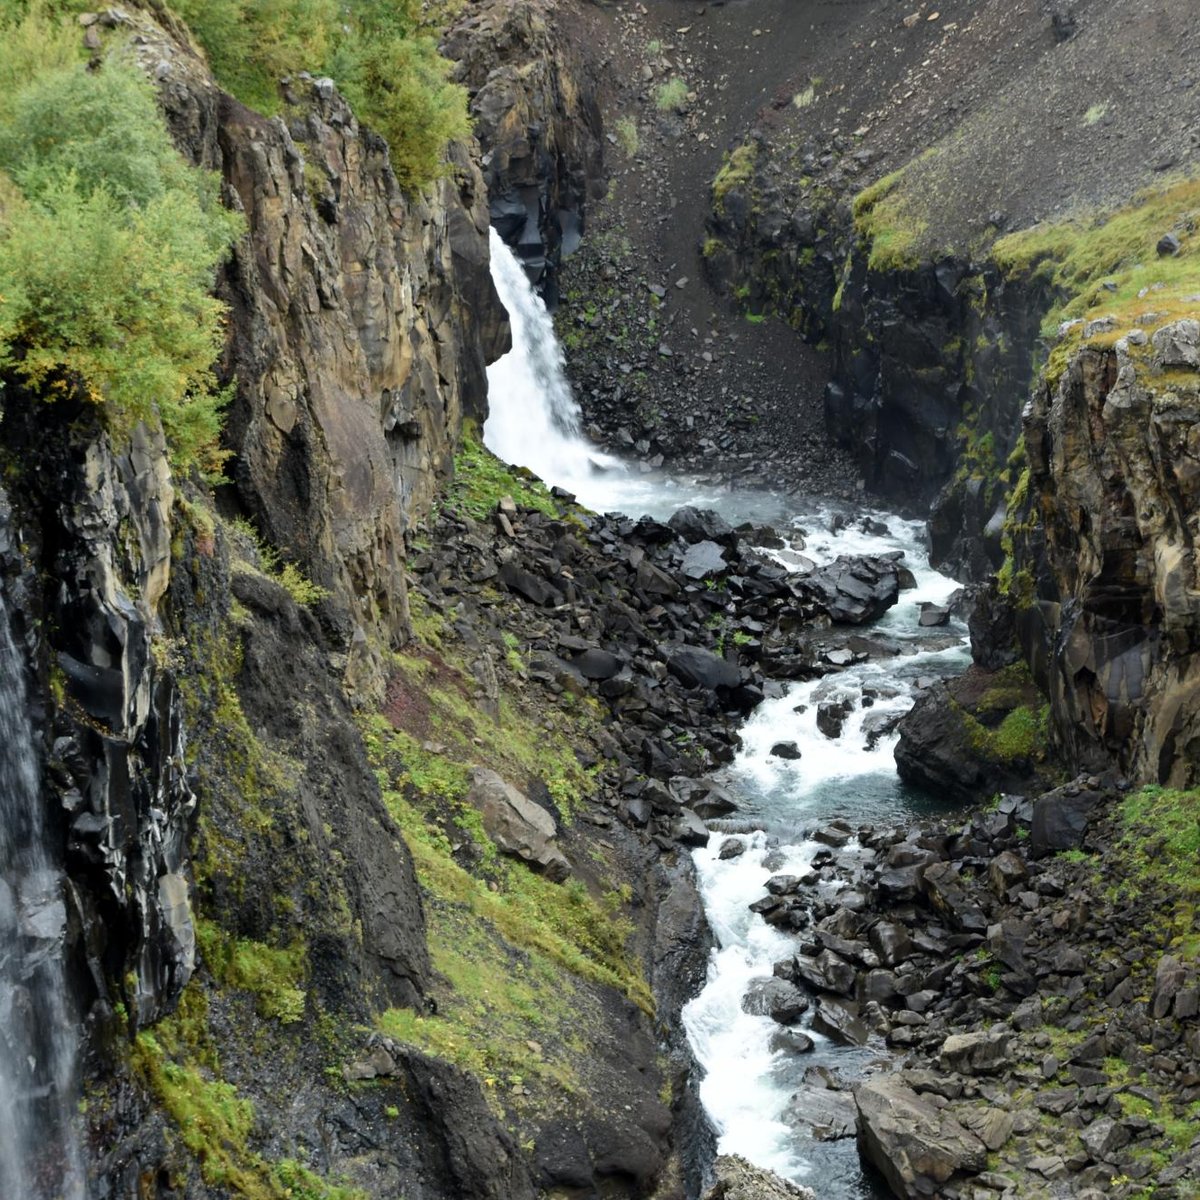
1016,332,1200,784
445,0,605,303
148,22,507,692
893,666,1058,805
0,394,196,1027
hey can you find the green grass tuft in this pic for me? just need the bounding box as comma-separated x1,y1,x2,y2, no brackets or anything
446,429,561,521
654,77,688,112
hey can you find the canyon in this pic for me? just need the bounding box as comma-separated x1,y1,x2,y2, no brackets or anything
0,2,1198,1200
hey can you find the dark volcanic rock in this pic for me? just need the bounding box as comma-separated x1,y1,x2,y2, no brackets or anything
669,505,737,548
1029,782,1107,857
854,1076,987,1199
742,978,811,1025
798,556,901,624
666,644,741,691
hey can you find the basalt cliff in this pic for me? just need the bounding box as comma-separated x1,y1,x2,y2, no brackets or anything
2,2,1200,1200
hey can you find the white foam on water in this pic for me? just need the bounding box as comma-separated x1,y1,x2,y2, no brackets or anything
482,231,970,1195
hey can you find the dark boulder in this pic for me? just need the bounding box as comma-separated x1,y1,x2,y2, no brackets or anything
666,645,741,691
798,555,901,624
668,505,737,548
742,977,810,1025
1029,782,1107,857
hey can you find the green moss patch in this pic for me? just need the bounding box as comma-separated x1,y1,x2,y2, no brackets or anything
713,141,758,211
132,990,363,1200
362,713,650,1014
1111,785,1200,955
852,168,928,272
195,917,307,1025
446,430,561,521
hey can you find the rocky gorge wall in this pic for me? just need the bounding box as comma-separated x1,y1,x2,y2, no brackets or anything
445,0,606,304
704,139,1047,579
1009,320,1200,786
0,5,779,1198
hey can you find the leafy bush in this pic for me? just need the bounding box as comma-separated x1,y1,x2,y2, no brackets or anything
0,40,242,477
328,28,470,191
171,0,469,192
169,0,338,116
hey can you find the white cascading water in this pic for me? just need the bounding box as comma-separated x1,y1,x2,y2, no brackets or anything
0,591,86,1200
484,231,968,1196
681,515,969,1194
484,228,625,495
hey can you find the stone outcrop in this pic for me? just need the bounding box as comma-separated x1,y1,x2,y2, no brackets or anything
855,1076,987,1199
132,10,508,699
0,405,196,1028
470,767,571,880
701,1154,815,1200
1013,328,1200,785
445,0,605,301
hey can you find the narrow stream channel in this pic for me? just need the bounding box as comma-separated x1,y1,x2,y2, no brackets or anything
484,233,969,1199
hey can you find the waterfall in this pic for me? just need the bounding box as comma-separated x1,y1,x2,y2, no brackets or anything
484,229,628,504
0,590,86,1200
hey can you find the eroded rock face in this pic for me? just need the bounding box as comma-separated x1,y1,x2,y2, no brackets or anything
445,0,605,301
139,13,508,698
1017,329,1200,784
0,397,197,1027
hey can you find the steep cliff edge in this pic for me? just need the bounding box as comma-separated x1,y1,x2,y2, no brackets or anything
1013,319,1200,785
139,7,508,693
0,4,723,1198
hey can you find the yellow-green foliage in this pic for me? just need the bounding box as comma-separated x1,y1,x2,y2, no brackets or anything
170,0,339,116
960,698,1049,764
362,713,651,1013
852,168,927,272
383,648,596,819
380,905,585,1097
615,116,639,157
133,990,364,1199
994,174,1200,376
226,517,329,606
447,429,560,520
1113,786,1200,954
654,77,688,112
170,0,469,191
0,7,242,477
195,916,308,1024
713,141,757,209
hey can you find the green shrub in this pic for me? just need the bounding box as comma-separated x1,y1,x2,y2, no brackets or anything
0,20,242,477
170,0,469,192
0,3,80,126
170,0,337,116
328,28,470,192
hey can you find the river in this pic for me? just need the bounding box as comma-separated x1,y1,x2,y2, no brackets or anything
484,229,969,1198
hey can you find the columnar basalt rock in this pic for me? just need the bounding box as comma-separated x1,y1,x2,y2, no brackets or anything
1014,327,1200,784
